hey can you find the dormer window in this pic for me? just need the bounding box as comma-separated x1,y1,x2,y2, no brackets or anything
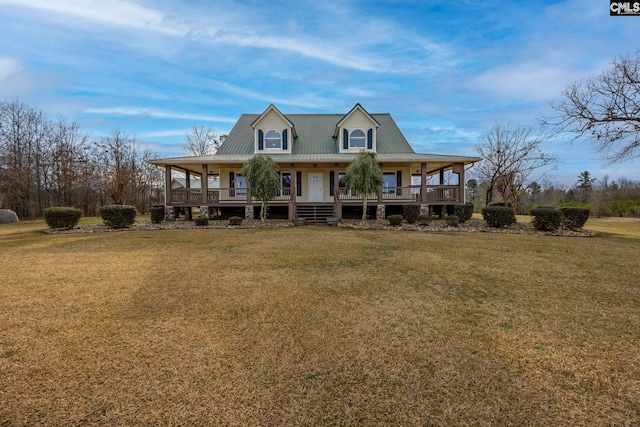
349,129,366,148
265,129,282,149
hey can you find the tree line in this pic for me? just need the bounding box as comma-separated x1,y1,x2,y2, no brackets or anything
467,173,640,217
0,99,162,219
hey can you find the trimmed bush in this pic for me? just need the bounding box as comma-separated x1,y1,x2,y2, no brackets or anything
531,207,561,231
229,216,243,226
482,206,516,228
446,215,459,227
194,216,209,226
150,205,165,224
403,205,420,224
417,214,432,226
454,204,474,223
387,214,403,226
44,207,83,229
560,207,590,230
100,204,137,228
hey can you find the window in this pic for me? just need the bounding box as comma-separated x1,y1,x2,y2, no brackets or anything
235,175,247,197
281,173,291,196
265,129,282,149
349,129,366,148
383,172,396,195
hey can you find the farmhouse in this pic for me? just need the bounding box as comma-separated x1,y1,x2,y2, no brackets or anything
150,104,480,222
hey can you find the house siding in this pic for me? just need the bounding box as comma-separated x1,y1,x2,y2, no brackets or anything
339,108,377,153
253,109,292,154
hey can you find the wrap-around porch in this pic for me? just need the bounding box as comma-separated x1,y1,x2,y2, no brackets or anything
162,161,467,221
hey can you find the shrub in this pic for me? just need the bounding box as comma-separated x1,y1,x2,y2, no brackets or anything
403,205,420,223
416,214,432,226
446,215,459,227
100,204,137,228
194,216,209,226
454,204,474,223
482,206,516,228
44,207,83,229
530,207,561,231
150,205,165,224
229,216,243,226
559,207,590,230
387,214,403,226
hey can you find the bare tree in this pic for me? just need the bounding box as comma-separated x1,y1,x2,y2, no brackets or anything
95,129,137,205
546,50,640,163
475,123,555,212
184,124,219,156
0,99,49,218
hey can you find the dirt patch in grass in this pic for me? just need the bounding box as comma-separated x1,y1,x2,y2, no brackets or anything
1,223,639,425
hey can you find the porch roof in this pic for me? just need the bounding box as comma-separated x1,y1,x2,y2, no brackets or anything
149,152,480,175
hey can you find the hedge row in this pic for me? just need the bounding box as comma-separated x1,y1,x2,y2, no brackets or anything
530,206,590,231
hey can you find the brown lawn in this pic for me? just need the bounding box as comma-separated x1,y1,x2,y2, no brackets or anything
1,219,639,426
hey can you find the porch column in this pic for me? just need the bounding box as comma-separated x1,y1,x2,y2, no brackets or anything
185,170,191,203
333,164,340,219
289,164,296,221
246,181,252,204
453,163,464,203
378,163,383,202
439,168,445,185
201,164,208,204
420,163,427,203
164,165,171,206
290,164,296,202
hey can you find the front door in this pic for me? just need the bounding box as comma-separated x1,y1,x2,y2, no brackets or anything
308,172,323,202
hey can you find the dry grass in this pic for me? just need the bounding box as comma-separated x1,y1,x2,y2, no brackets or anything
1,219,639,426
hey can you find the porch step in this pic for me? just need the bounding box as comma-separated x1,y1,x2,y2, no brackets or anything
295,204,335,224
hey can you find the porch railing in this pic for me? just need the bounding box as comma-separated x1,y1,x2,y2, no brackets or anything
170,185,461,204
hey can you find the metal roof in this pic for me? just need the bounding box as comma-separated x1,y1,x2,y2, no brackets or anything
150,108,481,172
217,112,416,156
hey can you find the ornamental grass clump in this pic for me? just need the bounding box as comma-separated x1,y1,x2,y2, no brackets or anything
446,215,460,227
194,216,209,226
560,207,590,230
229,216,243,226
416,214,432,226
100,204,137,228
531,207,562,231
43,207,83,229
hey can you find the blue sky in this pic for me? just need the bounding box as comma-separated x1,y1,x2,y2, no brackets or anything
0,0,638,187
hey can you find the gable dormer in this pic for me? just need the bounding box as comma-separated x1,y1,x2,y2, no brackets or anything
335,103,379,154
251,104,296,154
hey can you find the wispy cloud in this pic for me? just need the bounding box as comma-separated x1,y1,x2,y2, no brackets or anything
84,107,237,123
0,0,188,35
